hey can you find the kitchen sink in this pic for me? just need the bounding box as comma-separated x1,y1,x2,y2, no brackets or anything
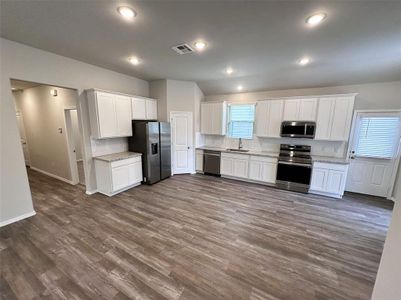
226,148,249,152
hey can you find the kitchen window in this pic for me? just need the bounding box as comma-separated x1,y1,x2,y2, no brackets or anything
228,104,255,139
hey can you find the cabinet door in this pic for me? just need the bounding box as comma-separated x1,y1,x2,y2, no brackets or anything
233,158,249,178
221,156,234,176
330,97,353,141
315,98,334,140
112,165,130,191
196,152,203,171
310,168,328,191
132,98,147,120
326,170,346,194
299,98,318,121
283,99,300,121
261,162,277,183
115,95,132,136
249,160,263,181
146,99,158,120
255,101,269,137
128,161,143,184
96,92,117,138
267,100,284,137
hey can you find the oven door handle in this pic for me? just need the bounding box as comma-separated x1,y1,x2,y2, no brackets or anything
278,161,312,168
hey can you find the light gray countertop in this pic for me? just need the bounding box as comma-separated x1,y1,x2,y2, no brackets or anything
196,146,349,165
196,146,279,158
93,151,142,162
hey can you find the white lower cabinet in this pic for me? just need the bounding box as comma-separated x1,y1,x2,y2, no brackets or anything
221,153,277,183
310,162,349,198
95,155,142,197
249,156,277,183
195,150,203,172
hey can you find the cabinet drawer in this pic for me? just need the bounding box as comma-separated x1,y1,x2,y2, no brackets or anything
111,156,142,168
250,155,277,163
222,152,250,160
313,161,348,172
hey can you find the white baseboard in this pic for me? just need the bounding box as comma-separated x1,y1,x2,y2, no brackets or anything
30,166,76,185
0,210,36,227
85,190,97,195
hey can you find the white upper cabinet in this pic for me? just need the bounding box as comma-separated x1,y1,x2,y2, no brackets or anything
132,97,158,120
315,96,355,141
283,99,300,121
200,102,227,135
115,95,133,136
298,98,318,121
87,90,132,139
255,100,284,138
283,98,318,121
145,99,158,120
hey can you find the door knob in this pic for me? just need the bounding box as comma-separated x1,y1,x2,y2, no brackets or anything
187,146,190,149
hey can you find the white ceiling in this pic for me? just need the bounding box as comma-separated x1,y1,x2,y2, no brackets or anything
1,1,400,95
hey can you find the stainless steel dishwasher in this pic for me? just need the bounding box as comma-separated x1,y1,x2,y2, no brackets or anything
203,150,221,176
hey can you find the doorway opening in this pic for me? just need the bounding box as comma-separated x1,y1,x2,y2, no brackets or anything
11,79,86,186
346,110,401,198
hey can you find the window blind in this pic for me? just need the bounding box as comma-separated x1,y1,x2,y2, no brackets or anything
228,104,255,139
356,117,401,159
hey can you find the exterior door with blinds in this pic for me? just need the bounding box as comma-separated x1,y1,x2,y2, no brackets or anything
346,111,401,197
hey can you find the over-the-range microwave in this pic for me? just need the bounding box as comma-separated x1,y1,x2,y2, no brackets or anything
280,121,316,139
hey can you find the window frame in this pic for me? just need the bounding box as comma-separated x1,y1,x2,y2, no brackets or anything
227,103,256,139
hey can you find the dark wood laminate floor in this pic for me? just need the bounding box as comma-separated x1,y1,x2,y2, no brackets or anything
0,169,393,300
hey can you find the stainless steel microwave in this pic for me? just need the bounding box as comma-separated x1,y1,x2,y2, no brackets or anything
280,121,316,139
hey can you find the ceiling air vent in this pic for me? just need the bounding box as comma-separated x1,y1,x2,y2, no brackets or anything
172,43,194,55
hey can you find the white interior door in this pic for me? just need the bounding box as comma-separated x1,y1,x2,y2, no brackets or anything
346,111,401,197
16,112,30,166
170,112,193,174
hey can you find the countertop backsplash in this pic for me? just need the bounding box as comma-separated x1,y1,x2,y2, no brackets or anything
91,137,129,157
201,135,347,158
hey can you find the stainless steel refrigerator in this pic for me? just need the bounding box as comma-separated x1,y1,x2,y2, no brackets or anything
128,121,171,184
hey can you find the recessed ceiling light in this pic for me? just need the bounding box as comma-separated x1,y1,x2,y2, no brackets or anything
117,6,136,20
11,87,16,90
194,40,207,51
306,13,326,26
298,57,310,66
237,85,243,91
128,56,140,65
226,67,234,75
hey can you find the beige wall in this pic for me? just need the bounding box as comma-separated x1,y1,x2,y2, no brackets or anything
1,38,148,226
372,176,401,299
149,79,167,122
204,81,401,110
13,85,78,182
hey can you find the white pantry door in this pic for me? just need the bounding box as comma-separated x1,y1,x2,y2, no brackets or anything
346,111,401,198
170,112,193,174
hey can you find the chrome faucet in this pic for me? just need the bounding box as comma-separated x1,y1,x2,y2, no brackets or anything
238,138,243,150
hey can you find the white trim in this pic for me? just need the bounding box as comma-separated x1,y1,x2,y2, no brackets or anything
30,166,76,185
85,190,97,195
0,211,36,227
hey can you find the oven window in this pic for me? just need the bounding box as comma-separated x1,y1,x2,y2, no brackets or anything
276,163,311,185
281,124,305,135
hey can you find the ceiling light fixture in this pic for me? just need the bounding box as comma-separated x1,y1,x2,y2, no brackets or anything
306,13,326,26
194,40,207,51
50,89,58,96
298,57,310,66
117,6,136,20
237,85,243,91
226,67,234,75
128,56,140,65
11,87,16,91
